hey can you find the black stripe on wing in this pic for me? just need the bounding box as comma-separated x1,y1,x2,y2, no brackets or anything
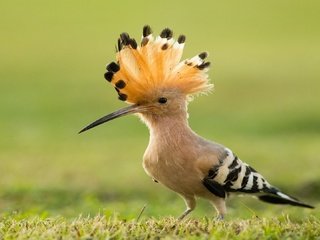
202,178,226,198
228,156,238,169
203,153,268,197
207,166,219,179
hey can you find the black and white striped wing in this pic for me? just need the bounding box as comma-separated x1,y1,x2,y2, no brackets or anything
202,148,314,208
203,148,270,196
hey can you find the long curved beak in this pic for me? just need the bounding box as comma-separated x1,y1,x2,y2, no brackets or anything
79,104,141,134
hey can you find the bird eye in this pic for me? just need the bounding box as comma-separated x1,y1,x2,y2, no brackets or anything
158,97,167,104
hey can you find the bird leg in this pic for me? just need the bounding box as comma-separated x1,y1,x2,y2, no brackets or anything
178,196,196,220
178,208,193,220
211,198,226,221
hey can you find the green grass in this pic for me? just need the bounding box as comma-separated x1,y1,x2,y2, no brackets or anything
1,215,320,239
0,0,319,238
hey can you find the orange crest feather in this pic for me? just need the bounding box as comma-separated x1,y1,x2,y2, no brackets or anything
104,26,213,104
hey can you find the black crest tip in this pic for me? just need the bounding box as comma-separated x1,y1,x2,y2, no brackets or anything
143,25,152,37
117,38,122,51
177,35,186,44
160,28,173,39
141,37,149,47
197,62,211,70
106,62,120,73
115,80,126,89
161,43,169,50
120,32,130,45
104,72,113,82
118,93,128,101
129,38,137,49
198,52,208,60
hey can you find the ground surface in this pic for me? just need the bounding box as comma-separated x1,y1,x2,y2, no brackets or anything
1,215,320,239
0,0,319,239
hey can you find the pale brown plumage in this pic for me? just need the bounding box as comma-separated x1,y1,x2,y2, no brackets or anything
80,25,314,219
141,95,228,218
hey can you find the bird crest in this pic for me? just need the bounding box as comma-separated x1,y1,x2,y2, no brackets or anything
104,25,213,104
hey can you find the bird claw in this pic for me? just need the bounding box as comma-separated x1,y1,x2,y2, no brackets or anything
216,214,224,221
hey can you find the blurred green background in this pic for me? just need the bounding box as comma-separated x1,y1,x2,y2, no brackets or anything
0,0,319,219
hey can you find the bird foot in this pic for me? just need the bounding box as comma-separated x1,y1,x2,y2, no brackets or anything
216,214,224,221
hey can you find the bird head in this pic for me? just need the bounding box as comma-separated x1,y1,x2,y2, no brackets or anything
79,25,213,133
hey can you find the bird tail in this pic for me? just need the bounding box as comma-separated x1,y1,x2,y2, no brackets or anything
258,187,314,209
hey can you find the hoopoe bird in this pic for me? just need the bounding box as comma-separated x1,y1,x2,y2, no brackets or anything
80,25,314,219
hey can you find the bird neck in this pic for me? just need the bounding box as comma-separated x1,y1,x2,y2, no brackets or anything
140,111,197,146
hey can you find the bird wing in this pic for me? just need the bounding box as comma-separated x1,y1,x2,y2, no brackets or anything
200,148,268,195
200,148,314,208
